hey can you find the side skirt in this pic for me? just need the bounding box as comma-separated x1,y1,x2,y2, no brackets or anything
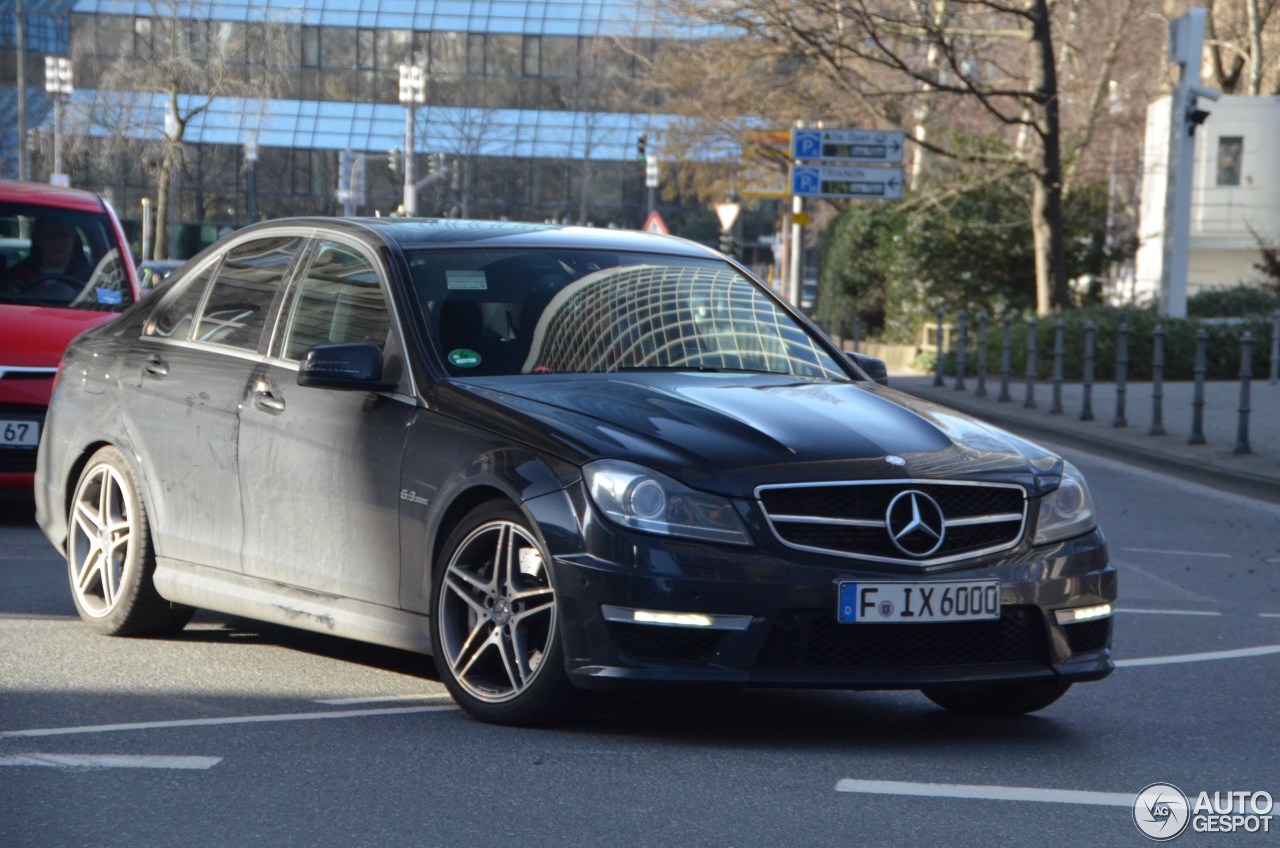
153,558,434,655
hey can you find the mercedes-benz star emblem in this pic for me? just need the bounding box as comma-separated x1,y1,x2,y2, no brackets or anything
885,490,947,558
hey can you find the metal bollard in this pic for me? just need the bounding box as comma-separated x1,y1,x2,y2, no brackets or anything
976,313,988,398
853,316,862,353
1188,327,1207,445
1081,321,1096,421
934,307,946,387
1113,315,1128,428
955,310,968,391
998,315,1013,402
1024,317,1038,409
1050,318,1065,414
1149,325,1166,436
1270,309,1278,385
1236,331,1254,454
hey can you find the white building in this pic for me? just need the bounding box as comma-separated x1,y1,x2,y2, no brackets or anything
1134,94,1280,302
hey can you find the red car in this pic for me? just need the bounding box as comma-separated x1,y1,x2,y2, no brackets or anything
0,180,141,491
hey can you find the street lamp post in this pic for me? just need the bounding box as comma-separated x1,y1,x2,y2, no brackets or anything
44,56,73,187
397,63,426,216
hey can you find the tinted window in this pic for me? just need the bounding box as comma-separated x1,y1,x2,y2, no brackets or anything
149,263,214,340
195,237,301,351
282,241,390,361
0,202,133,311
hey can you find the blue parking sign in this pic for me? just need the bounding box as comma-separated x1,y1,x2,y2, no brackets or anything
792,130,822,160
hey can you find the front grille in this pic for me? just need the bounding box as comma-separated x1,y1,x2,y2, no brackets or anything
1063,619,1111,654
757,480,1026,565
0,449,38,473
756,605,1048,669
609,622,725,663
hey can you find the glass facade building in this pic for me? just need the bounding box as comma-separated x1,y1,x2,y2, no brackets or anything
3,1,713,254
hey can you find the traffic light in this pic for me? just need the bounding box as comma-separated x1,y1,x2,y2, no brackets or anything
637,135,647,162
719,230,736,258
388,147,403,175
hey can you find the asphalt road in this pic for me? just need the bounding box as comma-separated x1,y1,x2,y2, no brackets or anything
2,444,1278,847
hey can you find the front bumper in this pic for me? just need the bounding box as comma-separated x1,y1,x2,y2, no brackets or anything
538,492,1115,692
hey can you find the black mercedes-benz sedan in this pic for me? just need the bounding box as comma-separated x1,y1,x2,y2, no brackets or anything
34,218,1114,725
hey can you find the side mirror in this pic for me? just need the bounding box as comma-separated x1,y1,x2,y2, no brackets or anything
298,343,398,393
847,351,889,386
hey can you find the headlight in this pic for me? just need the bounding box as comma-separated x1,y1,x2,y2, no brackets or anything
583,460,752,546
1033,461,1097,545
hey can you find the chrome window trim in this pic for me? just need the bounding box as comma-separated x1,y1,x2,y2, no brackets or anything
754,478,1029,567
0,366,60,378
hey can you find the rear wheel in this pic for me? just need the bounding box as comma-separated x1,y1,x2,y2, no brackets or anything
67,446,193,636
921,679,1072,716
430,500,575,725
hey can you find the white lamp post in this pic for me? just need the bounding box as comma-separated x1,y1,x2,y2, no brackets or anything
397,63,426,216
44,56,73,187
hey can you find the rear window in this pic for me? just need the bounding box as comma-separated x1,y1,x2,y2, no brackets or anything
0,202,134,311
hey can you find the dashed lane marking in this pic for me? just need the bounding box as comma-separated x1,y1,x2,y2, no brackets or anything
1120,547,1231,559
1117,644,1280,668
0,754,221,770
1115,608,1220,616
314,694,454,706
834,779,1131,807
0,704,459,739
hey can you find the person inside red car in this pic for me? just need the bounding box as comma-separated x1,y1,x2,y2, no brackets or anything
3,216,93,301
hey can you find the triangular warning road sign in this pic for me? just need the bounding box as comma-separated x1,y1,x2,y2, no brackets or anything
642,211,669,235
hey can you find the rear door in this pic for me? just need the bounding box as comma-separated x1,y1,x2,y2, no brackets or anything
236,237,415,605
120,235,302,570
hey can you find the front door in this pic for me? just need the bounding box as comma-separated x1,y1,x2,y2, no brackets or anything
237,239,413,606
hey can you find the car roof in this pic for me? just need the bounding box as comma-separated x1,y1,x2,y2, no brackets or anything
0,180,109,214
235,216,720,259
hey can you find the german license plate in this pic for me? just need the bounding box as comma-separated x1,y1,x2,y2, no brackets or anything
838,580,1000,623
0,420,39,448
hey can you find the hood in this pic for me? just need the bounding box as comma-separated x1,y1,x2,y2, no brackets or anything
444,373,1061,496
0,304,118,367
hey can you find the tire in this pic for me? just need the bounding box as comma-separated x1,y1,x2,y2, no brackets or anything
430,500,576,726
67,446,194,636
921,679,1072,716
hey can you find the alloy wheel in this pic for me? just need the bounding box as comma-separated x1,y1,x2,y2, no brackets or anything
69,462,136,618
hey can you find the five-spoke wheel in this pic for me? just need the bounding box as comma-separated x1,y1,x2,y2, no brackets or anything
67,446,192,636
431,501,574,725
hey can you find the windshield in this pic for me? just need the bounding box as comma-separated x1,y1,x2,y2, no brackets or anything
406,248,846,380
0,202,134,311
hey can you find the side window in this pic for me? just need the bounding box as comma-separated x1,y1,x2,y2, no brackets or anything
148,264,215,340
282,241,391,361
195,236,302,351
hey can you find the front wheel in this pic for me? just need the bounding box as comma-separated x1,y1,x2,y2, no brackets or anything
430,500,576,726
921,679,1072,716
67,446,193,636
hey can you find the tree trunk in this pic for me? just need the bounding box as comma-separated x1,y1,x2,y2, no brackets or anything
1028,0,1068,314
154,160,171,261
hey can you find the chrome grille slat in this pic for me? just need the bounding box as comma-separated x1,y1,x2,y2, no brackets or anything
756,479,1027,566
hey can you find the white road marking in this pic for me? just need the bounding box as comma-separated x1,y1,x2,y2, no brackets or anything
834,779,1132,807
1120,547,1231,559
0,754,221,770
1114,608,1220,616
314,694,453,706
1117,644,1280,668
0,705,459,739
1260,613,1280,619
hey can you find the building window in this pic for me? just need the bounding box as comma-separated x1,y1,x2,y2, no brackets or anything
1216,136,1243,186
523,35,541,77
357,28,376,70
302,26,320,68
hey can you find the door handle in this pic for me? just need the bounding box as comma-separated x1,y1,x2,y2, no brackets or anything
143,354,168,377
252,382,285,414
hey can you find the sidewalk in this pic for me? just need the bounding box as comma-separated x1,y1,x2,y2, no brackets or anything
891,371,1280,504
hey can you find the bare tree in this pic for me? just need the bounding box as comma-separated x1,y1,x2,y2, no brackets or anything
655,0,1158,313
71,2,297,259
1206,0,1280,94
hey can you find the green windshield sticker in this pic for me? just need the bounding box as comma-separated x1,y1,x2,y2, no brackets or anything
448,348,481,368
